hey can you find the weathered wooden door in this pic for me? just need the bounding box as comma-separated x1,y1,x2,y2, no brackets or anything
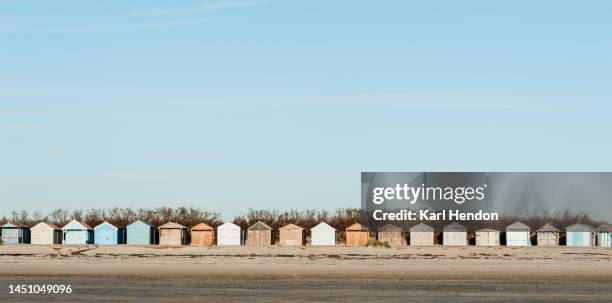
192,231,209,246
201,231,213,245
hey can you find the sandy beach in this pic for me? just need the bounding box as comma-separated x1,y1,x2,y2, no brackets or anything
1,245,611,302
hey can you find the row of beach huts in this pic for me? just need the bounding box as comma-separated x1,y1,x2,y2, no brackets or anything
1,220,612,247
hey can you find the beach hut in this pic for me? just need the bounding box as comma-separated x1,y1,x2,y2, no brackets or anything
595,223,612,247
0,222,30,244
158,222,187,245
126,220,155,245
62,220,93,244
506,222,531,246
217,222,242,246
475,228,500,246
278,223,304,246
566,224,594,247
345,223,369,246
409,223,435,246
246,221,273,246
443,222,467,246
94,221,124,244
310,222,336,246
190,223,214,246
377,224,404,247
537,223,559,246
30,222,62,244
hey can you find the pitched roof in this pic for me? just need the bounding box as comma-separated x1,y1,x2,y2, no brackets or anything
346,223,368,231
410,223,434,232
158,222,186,229
537,223,559,232
62,219,92,230
32,221,60,230
443,222,467,231
218,222,240,230
94,221,118,230
595,223,612,232
191,222,213,231
566,223,594,232
506,222,530,231
1,222,28,228
128,219,153,227
377,224,402,232
248,221,272,230
476,228,499,232
279,223,303,230
311,222,336,231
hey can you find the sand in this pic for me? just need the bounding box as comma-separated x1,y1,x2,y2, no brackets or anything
1,245,612,302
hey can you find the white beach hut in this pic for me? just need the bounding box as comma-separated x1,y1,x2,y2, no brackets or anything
475,228,500,246
506,222,531,246
217,222,242,246
30,222,62,244
566,224,594,247
409,223,435,246
310,222,336,246
595,223,612,247
443,222,467,246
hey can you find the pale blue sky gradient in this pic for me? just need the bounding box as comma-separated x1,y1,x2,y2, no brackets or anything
1,0,611,220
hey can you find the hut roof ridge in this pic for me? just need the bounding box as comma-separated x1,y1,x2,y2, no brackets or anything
248,221,272,230
566,223,594,232
410,222,434,232
444,222,467,231
506,221,530,231
595,223,612,232
279,223,303,230
346,222,368,231
191,222,214,230
1,222,28,228
158,222,186,229
94,221,119,230
33,221,60,230
538,223,559,232
311,222,336,231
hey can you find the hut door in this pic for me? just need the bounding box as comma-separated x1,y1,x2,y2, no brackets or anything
346,232,355,245
202,231,213,245
66,231,85,244
100,229,112,242
573,232,583,245
2,229,18,244
192,231,203,245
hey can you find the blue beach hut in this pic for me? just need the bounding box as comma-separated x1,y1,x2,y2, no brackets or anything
565,224,594,247
94,221,124,244
127,220,155,245
0,222,30,244
62,220,93,244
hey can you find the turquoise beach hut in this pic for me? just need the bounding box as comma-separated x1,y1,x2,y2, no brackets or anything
94,221,124,244
62,220,93,244
127,220,155,245
565,224,594,247
0,222,30,244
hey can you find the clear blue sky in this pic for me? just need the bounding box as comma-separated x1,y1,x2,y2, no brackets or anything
1,0,611,220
